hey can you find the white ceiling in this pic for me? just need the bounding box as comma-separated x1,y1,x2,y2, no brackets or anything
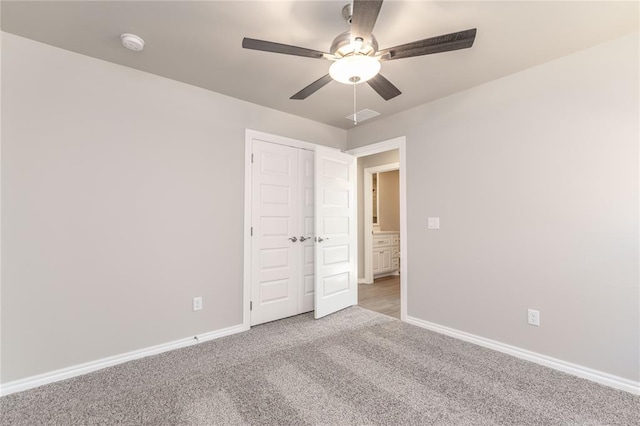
2,1,638,129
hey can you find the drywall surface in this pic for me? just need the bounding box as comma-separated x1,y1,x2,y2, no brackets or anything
1,33,346,383
378,170,400,232
348,34,639,381
357,150,399,279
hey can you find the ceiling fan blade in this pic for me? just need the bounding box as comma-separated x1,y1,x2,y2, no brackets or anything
350,0,383,44
290,74,333,100
367,74,401,100
242,38,327,59
379,28,477,61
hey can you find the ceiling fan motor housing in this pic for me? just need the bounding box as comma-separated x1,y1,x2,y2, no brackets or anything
330,31,378,57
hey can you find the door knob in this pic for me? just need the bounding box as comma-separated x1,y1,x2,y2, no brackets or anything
289,236,298,242
299,236,308,242
316,237,329,242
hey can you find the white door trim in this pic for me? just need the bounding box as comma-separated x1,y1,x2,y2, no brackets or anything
347,137,407,322
363,163,399,285
243,133,253,329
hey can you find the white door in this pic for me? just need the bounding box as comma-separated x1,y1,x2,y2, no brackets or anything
251,140,300,325
314,146,357,319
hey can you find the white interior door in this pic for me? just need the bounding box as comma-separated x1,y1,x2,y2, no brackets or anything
251,140,299,325
314,146,357,319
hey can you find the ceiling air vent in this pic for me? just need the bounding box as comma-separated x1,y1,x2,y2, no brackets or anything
345,109,380,123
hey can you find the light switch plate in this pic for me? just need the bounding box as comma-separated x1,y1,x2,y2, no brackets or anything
428,217,440,229
193,297,203,311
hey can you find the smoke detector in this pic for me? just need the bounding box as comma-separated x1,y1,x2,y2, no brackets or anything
121,33,145,52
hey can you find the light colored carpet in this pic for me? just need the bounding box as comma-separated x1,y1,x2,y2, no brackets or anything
1,307,638,425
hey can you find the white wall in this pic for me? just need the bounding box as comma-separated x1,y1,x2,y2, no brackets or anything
0,33,346,383
347,34,639,382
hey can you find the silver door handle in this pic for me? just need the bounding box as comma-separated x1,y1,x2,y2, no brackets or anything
289,236,298,242
299,236,309,242
316,237,329,242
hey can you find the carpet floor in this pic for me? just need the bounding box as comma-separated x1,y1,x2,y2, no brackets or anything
1,307,638,425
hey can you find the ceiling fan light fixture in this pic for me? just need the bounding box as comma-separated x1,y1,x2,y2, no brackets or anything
329,55,381,85
242,0,476,101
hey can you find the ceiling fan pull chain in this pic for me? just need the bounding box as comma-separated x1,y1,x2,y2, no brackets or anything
353,83,358,126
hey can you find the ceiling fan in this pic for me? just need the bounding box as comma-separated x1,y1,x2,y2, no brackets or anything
242,0,477,101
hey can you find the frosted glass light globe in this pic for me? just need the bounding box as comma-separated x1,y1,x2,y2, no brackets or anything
329,55,381,85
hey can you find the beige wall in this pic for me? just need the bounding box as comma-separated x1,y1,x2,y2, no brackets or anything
348,34,639,382
356,150,399,278
0,33,346,383
378,170,400,232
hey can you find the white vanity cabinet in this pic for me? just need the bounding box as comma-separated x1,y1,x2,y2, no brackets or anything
372,232,400,277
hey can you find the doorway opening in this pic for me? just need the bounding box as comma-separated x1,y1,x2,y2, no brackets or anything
347,137,407,321
362,163,400,318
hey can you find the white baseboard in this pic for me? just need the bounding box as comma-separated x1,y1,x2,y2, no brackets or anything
373,271,400,280
405,316,639,395
0,323,248,397
358,278,373,284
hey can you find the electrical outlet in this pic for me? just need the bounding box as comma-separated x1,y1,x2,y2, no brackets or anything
193,297,203,311
528,309,540,326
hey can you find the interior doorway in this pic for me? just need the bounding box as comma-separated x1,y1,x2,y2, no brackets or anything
364,163,400,284
347,137,407,321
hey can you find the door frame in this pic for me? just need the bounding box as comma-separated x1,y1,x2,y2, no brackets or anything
347,136,407,322
363,162,400,285
243,129,343,328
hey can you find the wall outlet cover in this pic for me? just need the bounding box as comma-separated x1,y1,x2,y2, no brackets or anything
528,309,540,326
